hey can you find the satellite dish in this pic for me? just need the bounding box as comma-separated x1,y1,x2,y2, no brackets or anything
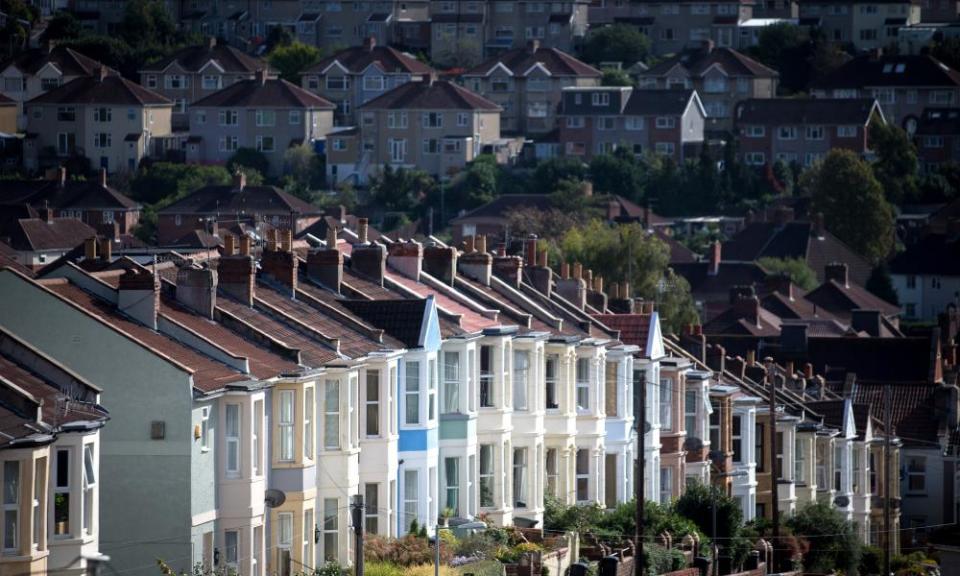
833,495,850,508
265,489,287,509
636,420,652,433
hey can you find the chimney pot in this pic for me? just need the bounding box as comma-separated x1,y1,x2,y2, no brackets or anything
622,281,630,297
233,170,246,191
561,262,570,279
573,262,583,280
610,282,620,300
98,238,112,262
364,36,377,51
256,67,268,85
358,218,369,244
537,248,548,268
709,240,721,276
525,234,538,266
463,235,475,252
208,36,217,49
84,237,97,260
476,235,487,254
224,234,236,256
326,224,338,248
239,235,251,256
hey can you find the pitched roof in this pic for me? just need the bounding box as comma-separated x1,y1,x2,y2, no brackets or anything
671,261,769,295
0,178,139,212
192,77,335,109
4,218,95,252
140,41,263,74
340,298,430,348
833,382,943,445
643,45,778,78
591,313,652,347
27,73,171,106
736,98,880,125
916,107,960,135
0,45,112,77
624,89,699,116
721,221,873,285
158,184,322,216
359,79,500,111
801,335,937,384
305,44,432,75
0,241,33,276
464,45,601,78
804,279,901,319
44,280,247,394
889,233,960,276
814,54,960,89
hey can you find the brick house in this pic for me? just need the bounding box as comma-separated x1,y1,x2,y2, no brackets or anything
734,98,885,168
914,108,960,171
557,87,706,161
798,0,920,49
461,41,601,136
635,42,778,134
811,53,960,129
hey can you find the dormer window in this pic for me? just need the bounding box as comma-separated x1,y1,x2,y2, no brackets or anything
591,92,609,106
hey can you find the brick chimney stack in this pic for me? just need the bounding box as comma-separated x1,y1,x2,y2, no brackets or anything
586,273,608,311
825,262,849,288
556,262,587,310
118,267,160,329
424,243,459,286
459,235,493,285
176,265,218,319
492,250,523,288
84,237,97,260
219,234,256,306
526,239,553,298
352,218,387,285
364,36,377,51
261,229,298,295
709,240,721,276
98,238,112,262
388,239,424,280
306,226,343,293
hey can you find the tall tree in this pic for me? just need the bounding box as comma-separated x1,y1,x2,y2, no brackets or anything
268,41,321,83
589,151,646,201
533,157,587,194
601,68,634,87
869,120,919,204
786,502,862,575
580,24,650,67
866,262,901,306
810,149,895,263
121,0,176,48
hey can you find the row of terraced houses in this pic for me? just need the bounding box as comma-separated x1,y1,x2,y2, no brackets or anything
4,198,957,574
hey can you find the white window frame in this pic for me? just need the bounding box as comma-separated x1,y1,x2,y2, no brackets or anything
576,358,590,411
226,404,241,478
279,390,295,461
324,380,340,450
405,361,420,425
304,387,314,460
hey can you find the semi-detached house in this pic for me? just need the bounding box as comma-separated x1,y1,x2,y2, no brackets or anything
23,67,174,174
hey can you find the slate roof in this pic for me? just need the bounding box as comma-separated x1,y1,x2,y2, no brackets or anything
671,261,769,294
0,241,33,276
340,298,429,348
140,41,263,73
45,280,247,394
305,45,433,75
831,382,943,445
0,45,112,77
804,279,901,319
27,74,171,106
643,46,778,78
0,178,139,213
463,45,600,78
889,233,960,276
814,54,960,89
158,185,322,216
703,304,784,337
721,221,873,285
360,79,500,111
801,335,937,384
385,270,497,336
4,218,95,252
735,98,880,125
624,89,699,116
192,78,335,109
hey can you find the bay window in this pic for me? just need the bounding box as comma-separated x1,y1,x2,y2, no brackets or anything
732,415,743,463
513,449,528,508
513,351,529,410
82,445,95,535
545,355,559,409
366,370,380,436
576,358,590,411
479,445,494,507
323,499,338,561
605,363,619,417
304,387,314,459
279,391,295,461
226,404,241,477
54,449,70,537
324,380,340,450
443,352,460,414
685,389,698,437
405,362,420,424
659,378,672,430
479,346,494,408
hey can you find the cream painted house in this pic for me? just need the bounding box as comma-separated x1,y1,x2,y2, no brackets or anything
23,67,173,174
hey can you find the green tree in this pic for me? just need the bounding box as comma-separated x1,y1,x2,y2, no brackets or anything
786,502,861,575
557,220,699,330
120,0,176,48
453,154,499,211
369,165,436,215
533,157,587,194
589,151,645,201
265,24,294,51
128,163,233,205
227,148,271,177
757,257,818,290
0,0,37,57
748,23,808,93
674,482,751,571
810,149,895,263
931,36,960,71
866,262,900,306
580,24,650,67
601,68,634,87
268,41,321,83
41,11,81,42
869,120,919,204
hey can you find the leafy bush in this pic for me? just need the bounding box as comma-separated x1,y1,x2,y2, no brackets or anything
643,544,686,576
786,502,861,575
315,562,349,576
860,545,883,576
365,563,405,576
365,535,453,566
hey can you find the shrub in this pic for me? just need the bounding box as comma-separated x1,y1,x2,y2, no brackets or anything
315,562,348,576
404,565,457,576
365,535,454,566
643,544,686,576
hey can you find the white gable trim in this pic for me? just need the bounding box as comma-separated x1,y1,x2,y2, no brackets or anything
36,62,63,77
360,61,388,75
684,91,708,119
485,62,514,77
321,60,351,75
522,62,553,77
198,60,226,74
702,62,730,77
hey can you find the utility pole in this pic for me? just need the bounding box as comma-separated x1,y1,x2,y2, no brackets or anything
884,382,892,576
769,374,780,572
351,494,365,576
635,368,646,576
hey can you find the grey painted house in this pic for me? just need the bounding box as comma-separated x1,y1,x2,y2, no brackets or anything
186,70,336,176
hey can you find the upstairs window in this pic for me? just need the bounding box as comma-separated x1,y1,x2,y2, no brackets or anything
324,380,341,449
545,354,559,410
479,346,494,408
405,362,421,424
443,352,460,414
366,371,380,436
576,358,590,410
279,391,295,461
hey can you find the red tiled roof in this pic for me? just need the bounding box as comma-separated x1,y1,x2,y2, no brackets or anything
27,74,171,106
159,295,299,379
591,313,652,349
46,281,247,393
305,45,433,75
385,270,497,335
7,218,95,252
464,45,601,78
